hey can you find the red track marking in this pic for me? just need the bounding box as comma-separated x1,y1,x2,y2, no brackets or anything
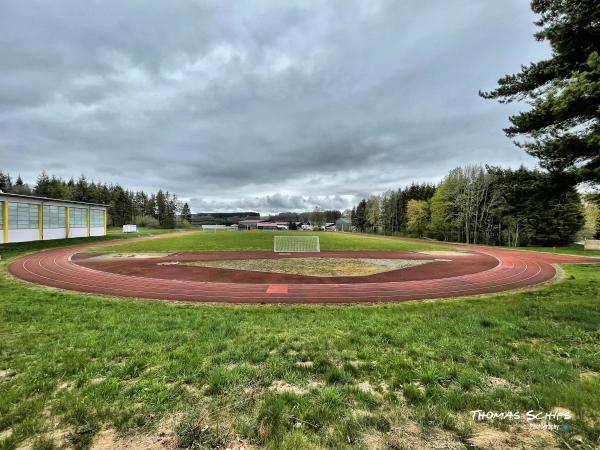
266,285,288,294
7,238,600,304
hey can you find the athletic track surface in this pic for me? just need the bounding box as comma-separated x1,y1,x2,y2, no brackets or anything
8,236,600,304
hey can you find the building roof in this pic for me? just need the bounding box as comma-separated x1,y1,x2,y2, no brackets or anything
0,191,107,207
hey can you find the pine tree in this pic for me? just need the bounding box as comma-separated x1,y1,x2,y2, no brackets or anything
181,203,192,223
481,0,600,183
0,171,12,192
156,190,167,228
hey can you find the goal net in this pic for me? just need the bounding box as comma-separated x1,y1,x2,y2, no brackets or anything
274,236,320,253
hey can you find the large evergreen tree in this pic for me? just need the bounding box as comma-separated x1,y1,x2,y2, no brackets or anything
181,203,192,223
481,0,600,183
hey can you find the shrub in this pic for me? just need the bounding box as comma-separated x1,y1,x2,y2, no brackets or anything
134,214,160,228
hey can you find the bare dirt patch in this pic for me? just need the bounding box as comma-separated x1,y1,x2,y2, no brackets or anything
0,428,12,440
269,380,323,394
186,257,430,277
356,381,389,396
363,420,466,449
0,369,16,380
467,426,559,450
486,376,519,390
580,370,600,381
90,416,178,450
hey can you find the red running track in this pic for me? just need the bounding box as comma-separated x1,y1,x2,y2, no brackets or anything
8,239,600,304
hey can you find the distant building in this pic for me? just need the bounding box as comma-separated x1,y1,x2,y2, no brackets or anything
256,222,280,230
335,218,351,232
238,219,262,230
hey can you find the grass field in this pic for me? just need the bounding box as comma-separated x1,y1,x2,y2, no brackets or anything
91,231,454,254
1,232,599,449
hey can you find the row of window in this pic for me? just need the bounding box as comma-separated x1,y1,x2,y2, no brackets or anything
69,207,87,228
2,202,105,230
43,205,66,229
91,209,104,227
8,203,38,229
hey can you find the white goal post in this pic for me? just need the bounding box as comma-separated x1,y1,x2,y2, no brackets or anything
202,225,227,232
274,236,320,253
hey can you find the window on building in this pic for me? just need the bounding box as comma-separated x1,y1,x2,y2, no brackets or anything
0,202,4,228
90,209,104,227
43,205,66,229
8,202,39,230
69,207,87,228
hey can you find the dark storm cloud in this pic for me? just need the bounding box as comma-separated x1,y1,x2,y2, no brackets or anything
0,0,550,213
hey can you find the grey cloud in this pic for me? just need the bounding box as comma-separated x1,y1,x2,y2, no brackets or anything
0,0,549,214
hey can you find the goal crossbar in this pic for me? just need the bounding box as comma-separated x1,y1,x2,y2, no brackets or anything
274,236,320,253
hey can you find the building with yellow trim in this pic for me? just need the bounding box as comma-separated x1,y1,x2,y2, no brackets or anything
0,192,107,244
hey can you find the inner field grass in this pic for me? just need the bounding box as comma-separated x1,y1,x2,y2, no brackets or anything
91,230,455,253
0,235,599,448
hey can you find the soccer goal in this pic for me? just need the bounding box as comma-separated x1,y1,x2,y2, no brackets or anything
274,236,320,253
202,225,226,232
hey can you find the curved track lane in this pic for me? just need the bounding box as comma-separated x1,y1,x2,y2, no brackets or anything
8,239,600,304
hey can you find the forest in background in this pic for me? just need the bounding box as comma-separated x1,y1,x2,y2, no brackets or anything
0,171,192,228
350,165,599,247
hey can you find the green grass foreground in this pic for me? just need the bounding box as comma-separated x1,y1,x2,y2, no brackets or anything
0,233,599,449
92,230,454,253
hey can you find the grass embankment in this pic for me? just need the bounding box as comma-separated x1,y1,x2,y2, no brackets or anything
92,231,454,254
0,233,599,449
511,245,600,258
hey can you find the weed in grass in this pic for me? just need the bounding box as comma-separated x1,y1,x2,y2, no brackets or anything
176,412,231,449
255,394,288,443
31,436,58,450
403,383,426,404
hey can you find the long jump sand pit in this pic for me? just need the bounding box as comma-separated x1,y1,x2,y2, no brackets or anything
9,239,600,304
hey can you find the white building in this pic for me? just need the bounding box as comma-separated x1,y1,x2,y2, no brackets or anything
0,192,107,244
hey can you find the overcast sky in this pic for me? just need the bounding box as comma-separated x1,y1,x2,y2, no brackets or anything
0,1,550,214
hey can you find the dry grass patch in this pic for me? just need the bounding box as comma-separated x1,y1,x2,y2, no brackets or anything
295,360,314,368
363,420,466,450
186,257,430,277
467,426,559,450
269,380,323,395
486,376,519,390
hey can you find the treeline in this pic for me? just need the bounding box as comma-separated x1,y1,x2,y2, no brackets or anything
351,165,597,247
0,171,191,229
267,210,342,224
191,212,260,226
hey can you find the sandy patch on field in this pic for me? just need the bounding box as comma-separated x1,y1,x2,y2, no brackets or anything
187,257,431,277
